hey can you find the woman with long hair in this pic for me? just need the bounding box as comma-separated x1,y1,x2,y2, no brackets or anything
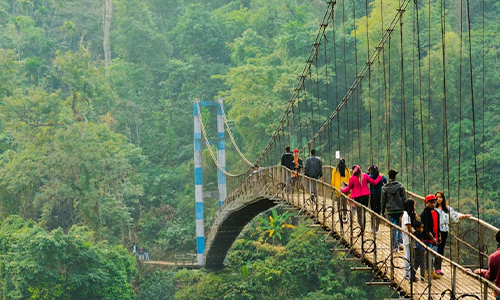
332,158,351,222
434,191,472,276
368,165,387,232
331,158,350,190
402,199,417,279
341,165,383,232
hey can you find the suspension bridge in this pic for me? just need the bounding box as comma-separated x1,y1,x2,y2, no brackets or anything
194,0,500,299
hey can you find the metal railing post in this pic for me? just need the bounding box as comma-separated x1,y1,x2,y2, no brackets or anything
322,182,326,224
315,179,319,219
373,212,377,268
482,282,489,300
427,246,432,298
452,264,457,297
410,237,414,296
331,189,335,229
349,201,354,247
340,195,345,238
390,224,394,281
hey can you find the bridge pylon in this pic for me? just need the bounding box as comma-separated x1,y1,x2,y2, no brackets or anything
193,98,226,265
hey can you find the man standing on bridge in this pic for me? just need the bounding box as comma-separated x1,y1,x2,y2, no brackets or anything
304,148,322,196
281,146,295,186
381,169,406,252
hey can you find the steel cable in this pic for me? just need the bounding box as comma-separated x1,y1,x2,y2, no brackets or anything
195,101,246,178
220,104,254,167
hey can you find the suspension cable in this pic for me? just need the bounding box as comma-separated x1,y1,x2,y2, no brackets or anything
325,26,332,165
195,101,244,177
315,42,321,150
352,0,361,163
411,4,416,191
366,0,373,164
481,0,486,224
441,0,454,267
220,104,253,167
387,36,392,170
415,0,427,195
298,85,303,148
399,0,408,187
309,65,314,148
465,0,482,270
442,0,450,196
254,1,337,165
458,0,463,210
299,0,413,155
333,6,340,161
426,0,432,192
342,0,350,163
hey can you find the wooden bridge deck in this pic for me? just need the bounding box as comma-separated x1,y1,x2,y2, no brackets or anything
295,191,494,300
206,166,500,300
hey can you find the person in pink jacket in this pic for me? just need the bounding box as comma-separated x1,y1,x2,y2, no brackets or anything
341,165,383,232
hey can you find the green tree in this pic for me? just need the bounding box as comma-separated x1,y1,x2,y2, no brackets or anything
0,216,136,300
257,209,295,244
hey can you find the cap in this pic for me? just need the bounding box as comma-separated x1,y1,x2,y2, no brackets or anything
425,194,437,203
388,169,398,179
293,149,299,153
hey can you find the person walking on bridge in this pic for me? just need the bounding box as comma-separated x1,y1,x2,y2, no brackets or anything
332,158,351,223
381,169,406,251
420,194,441,280
368,165,387,232
331,158,350,190
341,165,383,232
292,149,303,179
281,146,295,187
434,191,471,276
304,149,322,196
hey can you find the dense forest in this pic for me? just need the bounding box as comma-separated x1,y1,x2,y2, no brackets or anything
0,0,498,299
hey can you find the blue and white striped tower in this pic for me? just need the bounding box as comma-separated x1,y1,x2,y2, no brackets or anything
217,98,227,208
193,99,204,265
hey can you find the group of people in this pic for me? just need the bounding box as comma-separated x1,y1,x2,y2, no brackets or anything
280,146,322,194
334,160,473,281
279,147,500,286
400,193,471,281
132,245,150,261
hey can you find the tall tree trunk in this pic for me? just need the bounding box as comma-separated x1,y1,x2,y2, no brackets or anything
103,0,113,76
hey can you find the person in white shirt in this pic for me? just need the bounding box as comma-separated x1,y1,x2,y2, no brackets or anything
434,191,472,276
402,199,417,280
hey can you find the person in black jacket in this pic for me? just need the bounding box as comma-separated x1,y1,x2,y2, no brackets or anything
420,194,442,280
281,146,295,186
304,149,322,196
281,146,295,170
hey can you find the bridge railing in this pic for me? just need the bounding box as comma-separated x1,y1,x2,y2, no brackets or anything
322,165,497,270
174,253,197,266
225,165,500,299
407,190,497,269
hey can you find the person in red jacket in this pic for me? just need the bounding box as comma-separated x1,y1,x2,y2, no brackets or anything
341,165,383,232
475,230,500,299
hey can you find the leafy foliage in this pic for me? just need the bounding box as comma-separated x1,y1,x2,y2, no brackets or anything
257,209,296,244
0,216,136,300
